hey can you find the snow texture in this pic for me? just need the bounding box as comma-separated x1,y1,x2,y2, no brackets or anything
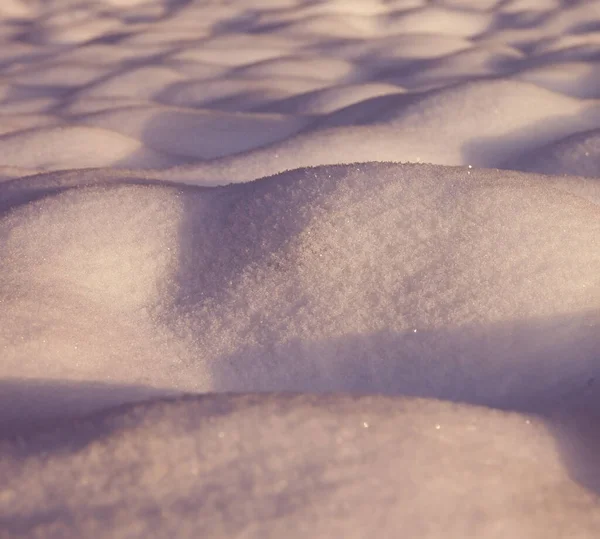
0,0,599,537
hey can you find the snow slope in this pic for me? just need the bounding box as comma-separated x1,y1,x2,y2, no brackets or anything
0,0,599,537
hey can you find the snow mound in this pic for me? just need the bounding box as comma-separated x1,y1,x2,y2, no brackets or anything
2,393,600,538
2,163,599,422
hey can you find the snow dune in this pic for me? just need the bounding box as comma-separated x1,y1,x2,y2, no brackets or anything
3,164,599,410
4,394,600,538
0,0,600,536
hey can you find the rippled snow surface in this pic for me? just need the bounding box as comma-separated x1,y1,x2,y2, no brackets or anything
1,0,600,537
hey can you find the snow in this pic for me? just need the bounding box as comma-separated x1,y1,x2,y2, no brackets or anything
0,0,599,536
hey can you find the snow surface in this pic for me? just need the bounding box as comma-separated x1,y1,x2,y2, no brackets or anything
0,0,600,537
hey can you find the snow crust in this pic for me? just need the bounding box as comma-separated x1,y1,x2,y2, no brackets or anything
0,0,599,536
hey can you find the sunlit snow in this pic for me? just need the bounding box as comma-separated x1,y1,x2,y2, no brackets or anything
0,0,599,537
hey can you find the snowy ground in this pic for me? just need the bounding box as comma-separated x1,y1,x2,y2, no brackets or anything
0,0,600,536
